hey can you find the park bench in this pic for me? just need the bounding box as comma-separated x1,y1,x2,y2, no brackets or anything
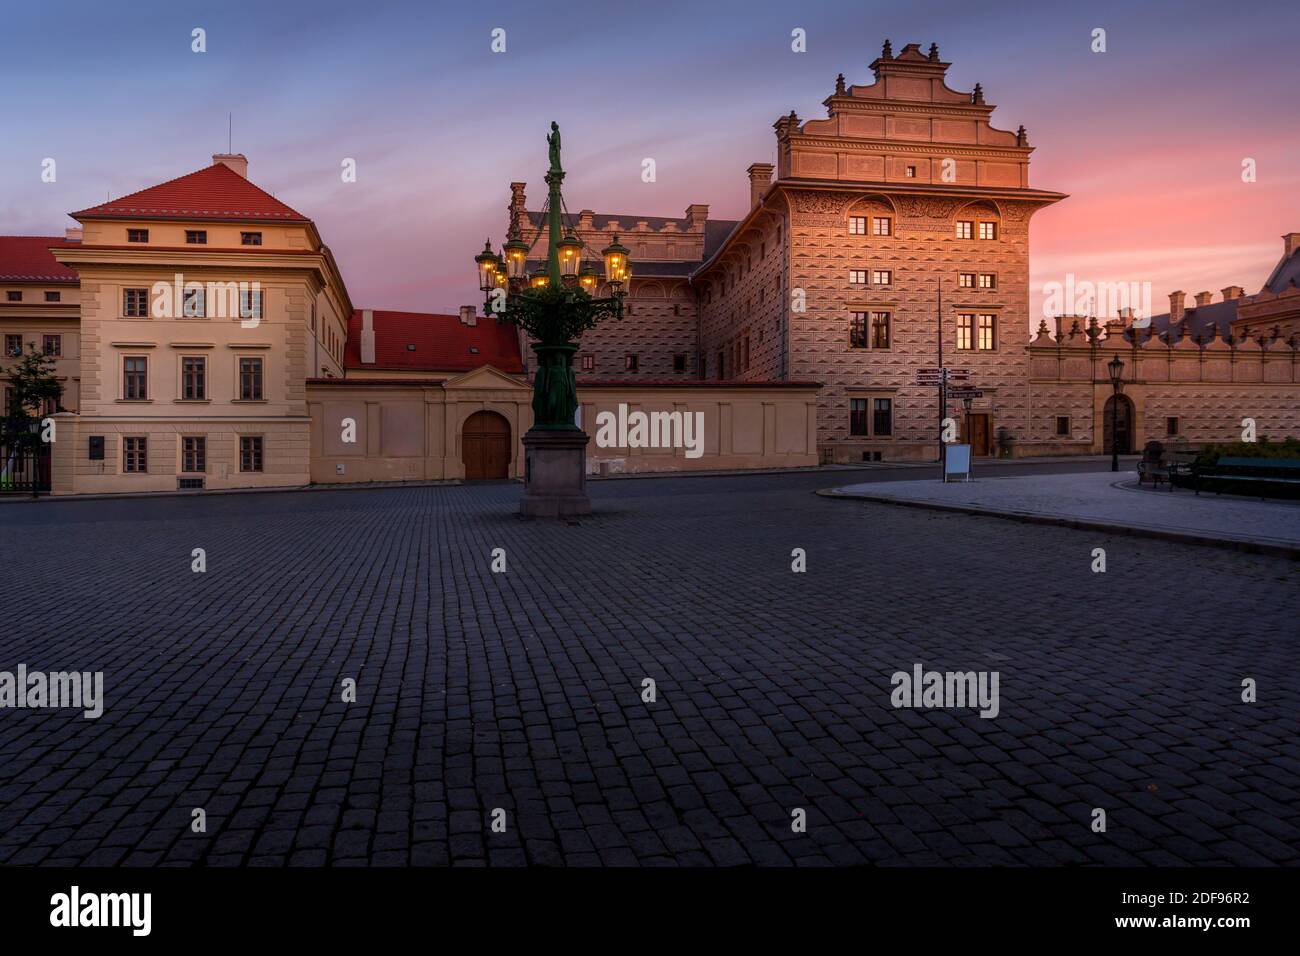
1193,456,1300,499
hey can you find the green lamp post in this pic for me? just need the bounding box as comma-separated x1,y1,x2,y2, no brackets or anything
474,122,632,515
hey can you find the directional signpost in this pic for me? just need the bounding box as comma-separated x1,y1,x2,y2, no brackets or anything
916,366,979,482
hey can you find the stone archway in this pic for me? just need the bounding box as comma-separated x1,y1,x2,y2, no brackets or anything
1103,394,1134,455
462,410,511,479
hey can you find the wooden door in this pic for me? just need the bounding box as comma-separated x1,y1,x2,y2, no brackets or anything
462,411,511,479
966,413,992,456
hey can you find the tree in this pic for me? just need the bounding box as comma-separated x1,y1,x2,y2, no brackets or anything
0,343,63,421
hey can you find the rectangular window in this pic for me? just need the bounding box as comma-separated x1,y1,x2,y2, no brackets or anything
979,221,998,240
673,353,687,373
871,311,891,349
716,350,725,378
5,291,20,302
873,398,893,436
182,356,206,400
849,269,868,284
1166,416,1179,436
848,216,867,235
45,291,61,302
42,335,61,357
957,314,975,350
5,334,23,357
240,436,263,473
905,165,917,178
959,272,976,288
872,217,892,237
182,436,206,473
978,273,996,289
182,286,205,317
241,232,262,246
977,314,997,350
123,437,147,473
849,398,868,436
240,289,263,322
955,221,974,240
127,229,149,243
123,287,149,317
185,230,207,245
580,354,594,372
1056,416,1071,437
123,356,148,400
239,357,263,400
849,313,869,348
624,354,639,371
872,269,892,286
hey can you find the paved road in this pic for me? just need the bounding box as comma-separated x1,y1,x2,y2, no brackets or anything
2,464,1297,866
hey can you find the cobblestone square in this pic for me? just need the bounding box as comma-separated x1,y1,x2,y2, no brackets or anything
2,467,1297,866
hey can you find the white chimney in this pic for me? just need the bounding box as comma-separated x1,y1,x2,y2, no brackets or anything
360,309,376,364
212,153,249,178
460,305,477,327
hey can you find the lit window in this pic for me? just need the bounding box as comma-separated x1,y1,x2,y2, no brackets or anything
872,217,892,236
905,165,916,178
872,270,892,286
978,273,996,289
977,314,997,350
978,221,998,240
958,272,976,288
850,313,869,348
957,313,975,350
848,216,867,235
849,269,868,284
956,221,974,240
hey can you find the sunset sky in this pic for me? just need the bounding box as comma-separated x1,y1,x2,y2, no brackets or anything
2,0,1295,329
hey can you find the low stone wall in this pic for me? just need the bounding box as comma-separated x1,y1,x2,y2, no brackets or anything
576,381,820,474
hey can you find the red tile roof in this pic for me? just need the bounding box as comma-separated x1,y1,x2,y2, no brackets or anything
72,162,309,223
345,310,524,374
0,236,80,282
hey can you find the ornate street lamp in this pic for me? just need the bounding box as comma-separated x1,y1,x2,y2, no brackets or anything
473,121,632,516
1107,354,1125,473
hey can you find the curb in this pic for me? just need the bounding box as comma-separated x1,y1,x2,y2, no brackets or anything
0,478,464,504
817,487,1300,560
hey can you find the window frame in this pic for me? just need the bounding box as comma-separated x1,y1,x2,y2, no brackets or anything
239,436,264,473
123,287,150,318
181,355,207,401
126,228,149,243
42,334,61,357
978,221,998,241
955,220,974,240
848,216,868,236
872,216,892,237
182,435,207,474
185,230,208,245
240,231,263,246
123,436,148,473
238,355,264,400
1055,416,1071,437
123,355,148,400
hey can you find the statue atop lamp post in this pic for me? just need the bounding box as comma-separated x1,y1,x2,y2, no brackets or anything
474,123,632,515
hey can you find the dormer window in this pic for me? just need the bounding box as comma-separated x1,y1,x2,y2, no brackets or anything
127,229,149,243
406,344,416,351
185,230,207,244
241,232,262,246
469,346,479,354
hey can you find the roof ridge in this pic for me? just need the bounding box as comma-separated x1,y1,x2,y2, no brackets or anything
72,162,309,222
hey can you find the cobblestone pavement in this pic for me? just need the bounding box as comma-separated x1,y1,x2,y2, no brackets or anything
2,469,1298,866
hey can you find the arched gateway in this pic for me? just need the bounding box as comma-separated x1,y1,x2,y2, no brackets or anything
461,410,511,479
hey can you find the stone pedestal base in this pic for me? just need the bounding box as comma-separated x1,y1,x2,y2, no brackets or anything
520,428,591,518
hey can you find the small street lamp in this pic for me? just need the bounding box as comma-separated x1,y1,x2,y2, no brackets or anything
1107,354,1125,473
